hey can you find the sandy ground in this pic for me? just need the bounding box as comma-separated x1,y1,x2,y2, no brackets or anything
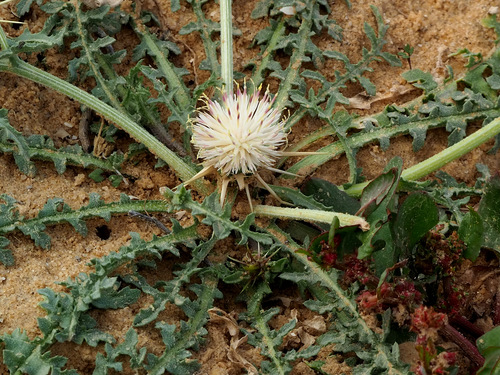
0,0,499,373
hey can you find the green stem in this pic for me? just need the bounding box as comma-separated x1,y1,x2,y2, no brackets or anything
190,0,220,77
345,116,500,197
148,273,218,375
266,224,407,375
284,106,500,177
250,18,285,90
254,205,369,230
0,57,209,195
139,30,191,111
274,2,315,111
219,0,233,93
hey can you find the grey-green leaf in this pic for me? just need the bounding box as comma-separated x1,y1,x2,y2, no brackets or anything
478,176,500,253
458,208,484,261
401,69,438,94
393,193,438,255
0,109,36,176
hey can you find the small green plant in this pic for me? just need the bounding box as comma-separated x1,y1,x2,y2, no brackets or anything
0,0,500,374
398,43,414,69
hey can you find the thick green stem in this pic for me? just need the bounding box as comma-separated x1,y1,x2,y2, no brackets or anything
139,30,191,110
254,205,369,230
0,20,208,193
190,0,220,76
284,105,500,177
274,2,315,111
0,57,209,194
219,0,233,93
344,116,500,197
250,18,285,90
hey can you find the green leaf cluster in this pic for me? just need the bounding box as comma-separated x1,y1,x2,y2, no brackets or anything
1,221,205,374
0,193,170,265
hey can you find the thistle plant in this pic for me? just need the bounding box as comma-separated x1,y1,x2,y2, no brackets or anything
187,84,324,210
186,0,321,211
188,86,288,209
0,0,500,374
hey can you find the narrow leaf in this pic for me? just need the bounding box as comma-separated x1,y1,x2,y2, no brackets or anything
478,176,500,253
458,208,484,261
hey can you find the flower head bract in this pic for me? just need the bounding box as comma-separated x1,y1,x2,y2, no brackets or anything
183,85,314,210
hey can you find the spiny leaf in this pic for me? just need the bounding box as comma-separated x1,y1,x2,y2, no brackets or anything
29,135,124,174
133,35,180,62
15,227,196,371
0,132,125,179
269,225,409,374
145,274,220,375
163,187,272,245
94,328,147,374
1,329,78,375
0,237,14,266
128,236,214,327
0,109,36,176
16,0,40,16
140,65,192,126
241,284,301,375
0,194,20,227
401,69,438,94
90,225,197,278
180,0,224,75
286,78,500,176
0,194,172,263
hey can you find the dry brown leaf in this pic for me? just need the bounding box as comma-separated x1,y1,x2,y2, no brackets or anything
296,327,316,348
349,84,414,110
302,315,327,335
208,308,258,375
54,128,70,140
208,307,239,336
228,336,258,375
81,0,123,8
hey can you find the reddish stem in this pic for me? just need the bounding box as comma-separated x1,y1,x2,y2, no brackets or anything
449,315,484,338
495,291,500,325
441,323,484,368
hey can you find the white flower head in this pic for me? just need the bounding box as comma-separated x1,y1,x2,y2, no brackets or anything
192,86,286,176
183,84,316,210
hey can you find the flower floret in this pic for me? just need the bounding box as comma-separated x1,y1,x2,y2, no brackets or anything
191,87,286,176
